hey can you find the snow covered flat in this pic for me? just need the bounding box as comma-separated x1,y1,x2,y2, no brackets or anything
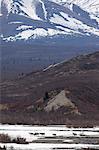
0,125,99,150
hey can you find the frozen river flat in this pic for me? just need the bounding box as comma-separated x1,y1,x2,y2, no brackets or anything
0,125,99,150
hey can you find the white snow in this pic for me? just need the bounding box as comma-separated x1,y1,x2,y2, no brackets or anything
50,14,68,27
39,0,47,20
17,28,47,40
2,0,13,14
8,21,23,24
20,0,42,20
3,28,67,41
50,12,99,36
1,0,99,41
0,124,99,139
50,0,99,15
16,25,33,31
2,0,42,20
68,0,99,15
0,143,99,150
0,125,99,150
43,65,53,71
56,26,80,34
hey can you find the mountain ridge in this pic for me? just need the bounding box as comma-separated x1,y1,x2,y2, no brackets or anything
0,0,99,42
0,51,99,125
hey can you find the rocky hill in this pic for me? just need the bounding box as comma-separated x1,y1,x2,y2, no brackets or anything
0,51,99,126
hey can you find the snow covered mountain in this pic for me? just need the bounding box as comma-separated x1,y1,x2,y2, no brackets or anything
52,0,99,15
0,0,99,42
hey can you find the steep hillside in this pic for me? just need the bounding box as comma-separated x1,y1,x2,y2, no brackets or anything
0,0,99,42
0,51,99,125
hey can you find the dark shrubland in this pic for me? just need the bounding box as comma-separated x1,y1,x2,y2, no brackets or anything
0,134,28,144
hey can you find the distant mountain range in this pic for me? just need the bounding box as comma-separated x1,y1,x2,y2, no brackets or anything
0,0,99,42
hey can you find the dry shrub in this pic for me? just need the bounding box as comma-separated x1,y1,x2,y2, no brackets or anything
0,134,28,144
0,145,6,150
12,137,28,144
0,134,11,143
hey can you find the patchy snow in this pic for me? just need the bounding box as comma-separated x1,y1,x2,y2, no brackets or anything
50,14,68,28
16,25,33,30
47,28,65,36
8,21,23,24
40,0,47,20
0,125,99,150
68,0,99,15
2,0,13,14
1,0,99,41
3,29,46,41
3,28,67,41
0,125,99,139
2,0,42,20
16,28,47,39
90,14,99,25
50,0,99,15
56,26,81,35
20,0,42,20
0,143,99,150
50,12,99,36
43,65,53,71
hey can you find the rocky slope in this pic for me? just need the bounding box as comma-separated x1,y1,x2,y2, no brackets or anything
0,51,99,125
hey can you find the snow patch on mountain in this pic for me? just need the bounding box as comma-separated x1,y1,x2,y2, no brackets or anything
69,0,99,15
39,0,48,20
3,28,67,41
16,25,33,31
1,0,42,20
8,21,23,24
19,0,41,20
1,0,99,42
1,0,13,14
50,13,99,36
51,0,99,15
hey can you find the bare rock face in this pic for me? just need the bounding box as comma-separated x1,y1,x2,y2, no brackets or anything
45,90,76,112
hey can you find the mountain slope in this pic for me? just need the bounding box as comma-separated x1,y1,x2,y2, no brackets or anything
68,0,99,15
0,52,99,125
52,0,99,15
0,0,99,42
